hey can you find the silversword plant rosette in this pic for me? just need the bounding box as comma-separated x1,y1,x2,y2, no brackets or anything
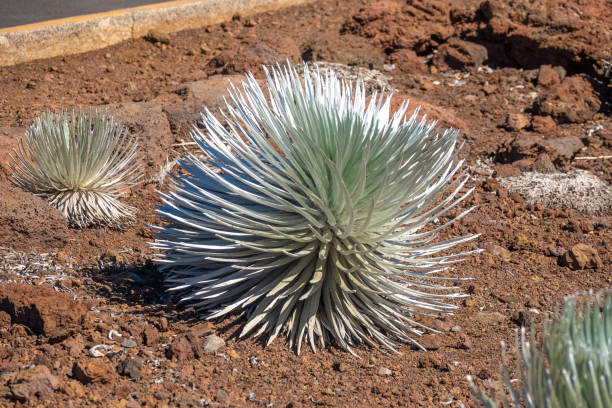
10,111,141,229
152,63,479,354
469,290,612,408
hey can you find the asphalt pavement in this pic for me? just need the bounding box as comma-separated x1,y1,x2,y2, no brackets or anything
0,0,169,29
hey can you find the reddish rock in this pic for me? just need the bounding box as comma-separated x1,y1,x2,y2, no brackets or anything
483,242,511,261
0,283,86,337
540,136,584,159
500,133,583,162
417,334,442,350
505,113,530,131
73,358,115,384
0,127,25,183
163,75,252,140
0,184,70,252
166,332,202,361
213,39,300,75
450,0,609,79
493,164,521,178
531,153,556,173
144,30,170,45
344,0,454,53
389,49,427,74
102,102,173,177
537,76,601,123
531,115,556,133
418,354,447,370
561,243,604,270
433,38,488,70
9,365,60,402
142,325,161,346
536,65,560,87
303,34,385,70
475,311,505,325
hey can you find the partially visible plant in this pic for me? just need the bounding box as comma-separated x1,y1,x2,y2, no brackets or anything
152,63,479,354
469,290,612,408
9,111,141,228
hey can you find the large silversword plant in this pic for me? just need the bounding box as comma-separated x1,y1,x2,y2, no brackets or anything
469,290,612,407
152,63,479,354
10,111,141,229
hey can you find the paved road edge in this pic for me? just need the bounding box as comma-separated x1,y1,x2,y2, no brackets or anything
0,0,313,67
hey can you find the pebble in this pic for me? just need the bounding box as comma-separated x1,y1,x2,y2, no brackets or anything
506,113,530,131
121,339,138,348
203,334,225,353
117,357,143,380
377,367,392,376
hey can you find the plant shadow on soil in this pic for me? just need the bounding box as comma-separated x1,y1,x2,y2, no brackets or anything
85,259,267,344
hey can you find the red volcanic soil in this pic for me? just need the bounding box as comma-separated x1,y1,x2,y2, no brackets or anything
0,0,610,406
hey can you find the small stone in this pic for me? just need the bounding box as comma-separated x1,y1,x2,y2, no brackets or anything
531,153,556,174
333,362,349,372
450,325,462,332
73,359,115,384
200,43,211,54
537,65,560,87
456,334,472,350
9,366,60,402
506,113,530,131
475,311,505,325
483,83,497,95
418,355,447,370
540,136,584,159
159,317,168,331
531,115,556,133
494,164,521,178
203,334,225,353
548,246,566,257
560,243,604,270
143,325,161,346
144,30,170,45
418,334,441,350
121,339,138,348
433,38,488,69
377,367,392,376
117,357,143,380
166,333,201,361
105,65,115,73
483,242,511,261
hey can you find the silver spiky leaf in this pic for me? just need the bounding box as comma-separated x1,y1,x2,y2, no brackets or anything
9,111,141,229
469,290,612,408
152,63,479,354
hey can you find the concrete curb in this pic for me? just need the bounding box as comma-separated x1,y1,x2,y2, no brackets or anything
0,0,312,67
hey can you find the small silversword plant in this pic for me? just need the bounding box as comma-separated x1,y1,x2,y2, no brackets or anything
10,111,141,229
152,63,478,354
469,290,612,407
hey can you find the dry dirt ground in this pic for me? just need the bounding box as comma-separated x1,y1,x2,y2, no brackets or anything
0,0,610,406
